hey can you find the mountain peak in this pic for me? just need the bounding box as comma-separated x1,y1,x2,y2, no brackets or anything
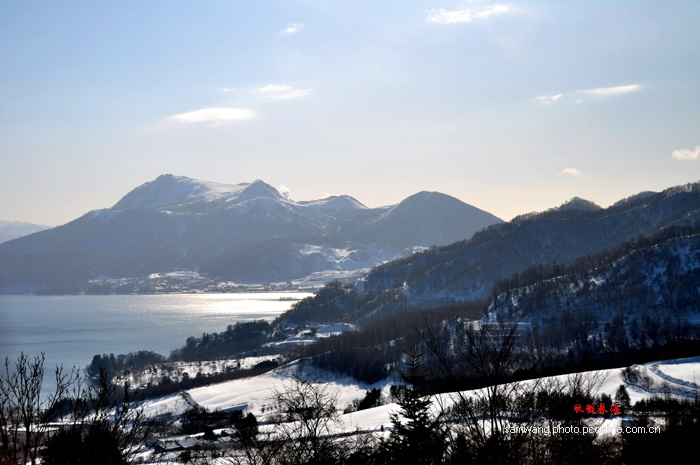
556,197,601,212
112,174,246,210
361,191,502,248
300,195,367,210
235,179,284,203
387,191,480,214
112,175,289,211
402,190,453,203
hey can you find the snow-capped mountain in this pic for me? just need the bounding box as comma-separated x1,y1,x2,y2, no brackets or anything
0,174,501,293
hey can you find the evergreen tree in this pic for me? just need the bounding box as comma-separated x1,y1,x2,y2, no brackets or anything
231,411,259,446
614,384,632,414
383,347,446,465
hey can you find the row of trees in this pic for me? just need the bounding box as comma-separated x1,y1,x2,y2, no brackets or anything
87,320,275,381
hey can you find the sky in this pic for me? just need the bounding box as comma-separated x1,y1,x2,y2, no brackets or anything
1,0,699,226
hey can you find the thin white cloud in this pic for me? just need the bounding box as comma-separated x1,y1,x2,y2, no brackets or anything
576,84,642,98
169,107,256,124
535,94,563,105
284,23,303,34
476,4,511,18
427,4,510,23
427,8,473,23
256,84,311,100
560,168,581,176
672,146,700,161
535,85,642,104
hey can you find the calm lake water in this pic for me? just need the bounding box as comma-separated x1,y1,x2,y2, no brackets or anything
0,293,311,372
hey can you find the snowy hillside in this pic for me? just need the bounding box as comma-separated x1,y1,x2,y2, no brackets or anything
140,355,700,436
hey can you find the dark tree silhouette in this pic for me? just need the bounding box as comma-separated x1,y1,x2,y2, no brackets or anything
382,347,447,465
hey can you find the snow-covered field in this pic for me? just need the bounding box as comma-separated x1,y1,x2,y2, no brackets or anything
130,355,700,464
142,360,391,423
140,355,700,436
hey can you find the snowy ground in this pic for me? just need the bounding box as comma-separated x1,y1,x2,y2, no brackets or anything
132,355,700,464
141,359,392,421
140,355,700,436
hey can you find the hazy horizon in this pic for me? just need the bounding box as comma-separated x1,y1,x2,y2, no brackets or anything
2,1,699,226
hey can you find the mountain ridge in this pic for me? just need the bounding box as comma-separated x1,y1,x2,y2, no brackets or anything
0,175,502,293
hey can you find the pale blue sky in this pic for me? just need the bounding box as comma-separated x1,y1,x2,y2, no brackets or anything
2,1,699,225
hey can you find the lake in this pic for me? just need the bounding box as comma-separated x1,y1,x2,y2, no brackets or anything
0,293,311,373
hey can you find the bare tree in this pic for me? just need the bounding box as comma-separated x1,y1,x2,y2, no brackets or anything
422,320,542,463
422,319,614,464
267,375,344,465
0,353,78,465
41,367,154,465
224,374,371,465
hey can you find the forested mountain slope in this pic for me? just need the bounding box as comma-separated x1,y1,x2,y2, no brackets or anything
357,182,700,304
487,228,700,351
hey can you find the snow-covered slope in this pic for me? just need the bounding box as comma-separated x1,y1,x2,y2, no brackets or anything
112,174,253,210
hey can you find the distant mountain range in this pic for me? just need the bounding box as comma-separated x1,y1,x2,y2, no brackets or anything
0,174,501,294
0,221,50,244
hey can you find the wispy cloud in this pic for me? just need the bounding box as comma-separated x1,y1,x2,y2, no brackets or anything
534,94,563,105
256,84,311,100
560,168,581,176
169,107,256,124
576,84,642,98
284,23,303,34
427,4,510,23
672,145,700,161
535,84,642,104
